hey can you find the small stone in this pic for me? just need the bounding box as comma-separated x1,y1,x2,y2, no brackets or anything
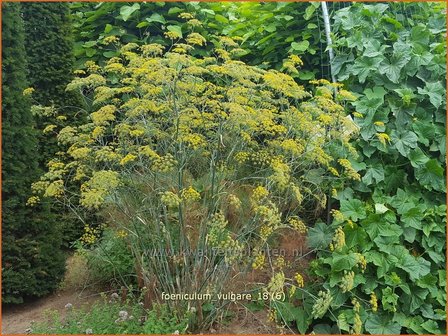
85,328,93,334
64,303,73,309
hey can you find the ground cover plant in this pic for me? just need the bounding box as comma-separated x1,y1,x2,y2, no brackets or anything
2,1,446,334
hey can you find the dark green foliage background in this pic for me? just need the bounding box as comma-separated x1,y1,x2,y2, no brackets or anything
1,2,65,304
22,2,86,246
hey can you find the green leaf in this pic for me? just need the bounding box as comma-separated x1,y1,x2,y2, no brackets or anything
304,5,316,21
381,287,398,312
397,254,430,281
275,301,298,322
295,307,311,334
330,253,357,272
166,25,183,38
136,21,149,28
307,222,333,249
379,52,410,83
85,48,96,57
103,51,119,58
374,203,389,214
291,40,310,52
119,3,140,22
365,314,401,334
350,56,383,83
391,130,418,156
167,7,183,15
412,120,435,146
340,199,366,221
362,164,385,185
400,204,425,229
104,23,113,34
415,159,445,191
418,81,445,109
421,320,441,334
146,13,166,24
298,71,315,80
344,226,368,249
214,14,228,24
409,147,430,167
83,40,97,48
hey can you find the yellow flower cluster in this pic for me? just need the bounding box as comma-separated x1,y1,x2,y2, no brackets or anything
102,35,119,45
178,12,194,20
69,147,91,160
43,124,57,134
377,132,391,145
186,19,202,27
370,292,378,312
152,154,177,173
331,226,345,251
227,194,242,210
267,271,285,295
274,256,286,269
252,252,265,270
351,298,362,334
339,270,355,293
23,87,35,96
355,253,367,272
137,146,158,159
120,153,137,166
331,209,345,222
337,89,357,101
279,139,304,156
160,191,181,208
116,229,128,238
255,203,281,240
80,225,101,245
252,186,269,203
206,214,242,262
182,133,205,149
267,309,277,323
91,105,116,126
250,151,272,166
26,196,40,206
94,146,120,163
164,31,181,40
312,290,333,318
80,170,120,209
180,186,201,202
338,158,361,181
290,184,304,204
294,272,304,288
104,62,125,74
140,43,164,57
44,180,64,198
269,158,290,190
282,54,303,74
288,217,307,234
186,33,206,46
263,71,308,99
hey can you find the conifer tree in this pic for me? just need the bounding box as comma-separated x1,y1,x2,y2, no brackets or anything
2,2,65,303
22,2,86,245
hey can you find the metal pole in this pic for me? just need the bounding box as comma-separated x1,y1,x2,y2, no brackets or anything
321,1,336,83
